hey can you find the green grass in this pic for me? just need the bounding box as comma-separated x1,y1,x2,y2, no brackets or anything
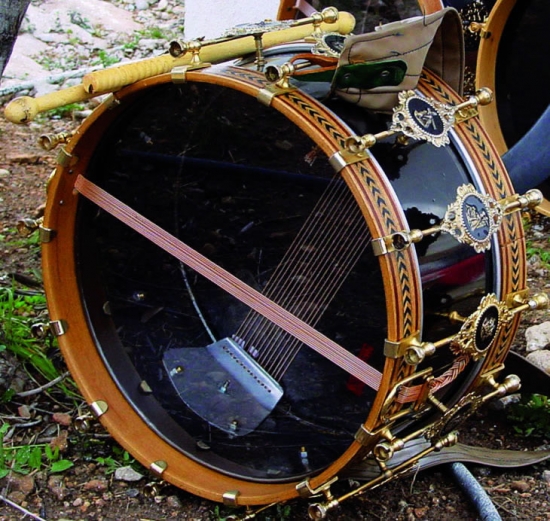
0,424,74,478
508,394,550,437
0,287,79,401
526,241,550,268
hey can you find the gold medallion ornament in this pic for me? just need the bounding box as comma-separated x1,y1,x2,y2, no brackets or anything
311,33,348,57
440,184,503,253
391,90,455,147
450,294,514,361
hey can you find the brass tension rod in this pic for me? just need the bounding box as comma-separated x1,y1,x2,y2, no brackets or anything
344,88,494,154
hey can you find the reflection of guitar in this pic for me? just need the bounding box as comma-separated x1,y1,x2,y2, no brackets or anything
160,179,372,436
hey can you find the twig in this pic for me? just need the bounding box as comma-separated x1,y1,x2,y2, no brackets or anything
0,494,48,521
16,371,70,397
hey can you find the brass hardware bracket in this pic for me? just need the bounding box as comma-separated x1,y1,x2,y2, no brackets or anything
171,63,211,85
307,430,459,518
57,147,78,168
296,475,338,499
223,490,240,507
380,367,434,424
149,460,168,476
384,332,423,359
90,400,108,418
329,149,370,171
39,226,56,243
340,88,493,161
48,319,67,337
257,84,296,106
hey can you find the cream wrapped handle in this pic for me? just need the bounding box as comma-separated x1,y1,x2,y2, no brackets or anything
4,84,94,124
4,9,354,124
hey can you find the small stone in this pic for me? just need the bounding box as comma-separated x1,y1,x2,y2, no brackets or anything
511,480,530,493
18,404,32,418
83,478,108,492
526,350,550,374
7,491,27,504
414,506,429,518
48,475,69,500
543,470,550,486
50,430,69,452
489,393,521,411
114,466,144,482
52,412,72,426
126,488,140,498
4,472,35,495
526,322,550,352
166,495,183,508
0,168,10,177
135,0,149,9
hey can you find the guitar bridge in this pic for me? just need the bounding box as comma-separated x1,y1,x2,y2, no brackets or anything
163,338,283,436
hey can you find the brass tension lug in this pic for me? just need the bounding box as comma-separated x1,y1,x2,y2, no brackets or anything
453,87,493,123
482,372,522,403
468,21,490,39
169,39,211,70
404,341,437,366
306,7,339,40
38,131,75,151
372,229,425,256
373,435,405,463
301,478,341,519
383,333,436,366
508,291,549,314
264,60,310,90
501,189,544,215
16,216,43,237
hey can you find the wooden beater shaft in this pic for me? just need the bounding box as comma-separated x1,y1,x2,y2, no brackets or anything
4,11,355,124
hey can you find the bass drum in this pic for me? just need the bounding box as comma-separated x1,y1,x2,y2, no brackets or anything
475,0,550,214
42,45,525,506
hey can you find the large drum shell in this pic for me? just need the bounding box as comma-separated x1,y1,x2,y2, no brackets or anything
41,58,525,505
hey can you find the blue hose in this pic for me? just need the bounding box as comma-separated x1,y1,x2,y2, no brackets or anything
448,462,501,521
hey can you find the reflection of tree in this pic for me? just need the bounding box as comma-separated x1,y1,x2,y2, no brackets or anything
313,0,421,33
0,0,31,78
405,206,439,257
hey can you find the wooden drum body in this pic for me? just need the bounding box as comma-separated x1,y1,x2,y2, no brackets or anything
41,44,527,508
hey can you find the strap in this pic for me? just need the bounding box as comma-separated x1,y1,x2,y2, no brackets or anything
343,438,550,480
74,175,383,391
345,352,550,479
